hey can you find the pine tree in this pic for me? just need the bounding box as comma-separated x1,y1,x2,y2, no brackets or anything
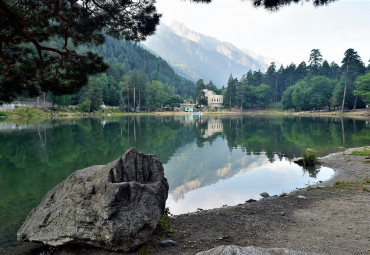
308,49,323,76
340,48,365,111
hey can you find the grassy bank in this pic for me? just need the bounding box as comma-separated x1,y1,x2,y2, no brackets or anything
2,106,369,120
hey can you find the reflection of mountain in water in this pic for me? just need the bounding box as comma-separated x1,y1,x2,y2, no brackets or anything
0,115,369,250
164,139,271,200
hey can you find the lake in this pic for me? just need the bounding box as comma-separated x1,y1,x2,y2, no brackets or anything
0,115,369,253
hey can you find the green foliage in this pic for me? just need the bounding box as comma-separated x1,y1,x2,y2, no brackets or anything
308,178,370,192
254,84,272,108
0,111,8,117
354,73,370,106
350,149,370,156
0,0,160,103
282,76,337,110
156,207,172,234
223,75,238,109
137,245,152,255
77,100,92,113
309,49,323,76
238,48,367,111
303,149,317,166
195,79,208,107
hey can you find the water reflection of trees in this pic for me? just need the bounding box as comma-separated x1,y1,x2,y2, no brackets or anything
0,115,369,248
196,116,370,159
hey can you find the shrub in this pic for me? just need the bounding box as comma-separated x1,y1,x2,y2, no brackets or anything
156,207,171,234
303,148,317,166
77,100,91,113
0,111,8,117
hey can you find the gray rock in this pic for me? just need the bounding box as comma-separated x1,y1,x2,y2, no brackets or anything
246,199,257,203
293,157,304,166
196,245,321,255
17,148,169,252
159,239,176,247
260,192,270,198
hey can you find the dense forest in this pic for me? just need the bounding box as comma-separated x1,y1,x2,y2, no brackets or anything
218,49,370,111
51,37,195,111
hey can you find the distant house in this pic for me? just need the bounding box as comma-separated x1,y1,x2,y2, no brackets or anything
204,89,223,108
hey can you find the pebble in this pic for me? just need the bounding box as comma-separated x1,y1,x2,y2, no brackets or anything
260,192,270,198
160,240,176,247
297,195,306,199
281,212,286,216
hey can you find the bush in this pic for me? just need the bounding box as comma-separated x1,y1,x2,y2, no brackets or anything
0,111,8,117
156,207,171,234
77,100,91,113
303,148,317,166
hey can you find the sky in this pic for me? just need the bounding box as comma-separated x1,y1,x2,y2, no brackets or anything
154,0,370,66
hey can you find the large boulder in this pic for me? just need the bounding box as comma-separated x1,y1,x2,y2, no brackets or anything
196,245,321,255
17,148,169,252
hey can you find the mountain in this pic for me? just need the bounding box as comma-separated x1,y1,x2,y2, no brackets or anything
143,21,274,87
92,36,195,98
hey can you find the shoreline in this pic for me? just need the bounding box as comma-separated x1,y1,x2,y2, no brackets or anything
1,107,369,121
152,146,369,255
20,146,369,255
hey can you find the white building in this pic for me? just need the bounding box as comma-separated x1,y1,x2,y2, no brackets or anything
204,89,223,108
203,118,223,138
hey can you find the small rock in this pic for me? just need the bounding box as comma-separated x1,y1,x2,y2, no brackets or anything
222,205,228,208
246,199,257,203
260,192,270,198
160,240,176,247
280,193,288,197
297,195,306,199
293,157,304,166
281,212,286,216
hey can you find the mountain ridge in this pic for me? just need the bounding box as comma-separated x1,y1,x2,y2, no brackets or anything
143,21,276,87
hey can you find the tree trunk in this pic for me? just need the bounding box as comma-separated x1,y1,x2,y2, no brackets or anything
353,94,358,110
126,80,129,112
341,59,349,113
133,86,136,111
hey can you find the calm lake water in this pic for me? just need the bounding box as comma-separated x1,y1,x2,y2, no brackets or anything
0,115,369,253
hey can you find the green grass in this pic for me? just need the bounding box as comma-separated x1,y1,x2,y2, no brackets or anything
0,111,8,117
350,150,370,156
155,207,172,235
307,178,370,192
303,149,317,166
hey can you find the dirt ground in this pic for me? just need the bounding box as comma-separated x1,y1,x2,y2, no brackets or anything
151,147,370,255
20,147,370,255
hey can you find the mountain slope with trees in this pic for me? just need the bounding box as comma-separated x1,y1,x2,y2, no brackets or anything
56,37,195,111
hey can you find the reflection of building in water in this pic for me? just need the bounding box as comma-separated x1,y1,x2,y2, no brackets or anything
203,118,223,138
172,179,201,201
204,89,223,108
